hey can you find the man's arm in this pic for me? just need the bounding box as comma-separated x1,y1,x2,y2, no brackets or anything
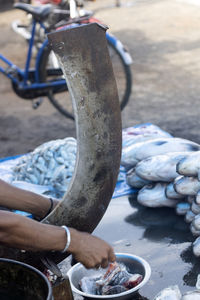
0,211,116,269
0,179,58,219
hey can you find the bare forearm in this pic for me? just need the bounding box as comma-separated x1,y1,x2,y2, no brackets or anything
0,211,116,268
0,179,57,219
0,211,66,251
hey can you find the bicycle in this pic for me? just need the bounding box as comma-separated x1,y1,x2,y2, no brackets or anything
1,1,133,120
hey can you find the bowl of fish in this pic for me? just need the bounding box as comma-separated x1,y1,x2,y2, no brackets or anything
67,253,151,300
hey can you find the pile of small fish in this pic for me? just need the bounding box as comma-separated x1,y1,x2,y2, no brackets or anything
121,125,200,257
12,137,77,198
80,262,143,296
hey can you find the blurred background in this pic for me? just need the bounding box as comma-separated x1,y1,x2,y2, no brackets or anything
0,0,200,157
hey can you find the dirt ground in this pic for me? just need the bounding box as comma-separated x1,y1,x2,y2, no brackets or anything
1,0,200,157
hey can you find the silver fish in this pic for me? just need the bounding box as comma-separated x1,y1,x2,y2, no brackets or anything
48,158,57,172
135,152,190,182
165,181,185,200
26,173,38,185
190,223,200,237
137,183,178,208
184,210,195,223
126,168,151,188
174,176,200,196
187,195,196,204
192,214,200,231
80,275,100,295
191,201,200,215
55,157,65,164
193,236,200,256
182,290,200,300
122,124,172,148
121,142,143,169
153,285,182,300
175,202,190,215
121,137,199,170
196,274,200,290
177,151,200,177
196,191,200,205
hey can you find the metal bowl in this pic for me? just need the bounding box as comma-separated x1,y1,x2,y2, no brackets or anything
67,253,151,300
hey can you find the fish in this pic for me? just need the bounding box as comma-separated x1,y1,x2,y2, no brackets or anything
191,201,200,215
175,202,190,215
174,176,200,196
121,137,200,170
165,181,185,199
126,168,151,188
192,214,200,231
153,285,182,300
176,151,200,177
137,183,178,208
187,195,195,204
196,274,200,290
122,124,172,148
196,191,200,205
182,290,200,300
80,275,100,295
79,262,143,296
190,223,200,237
193,236,200,256
184,210,195,223
101,285,127,295
121,141,143,169
135,152,190,182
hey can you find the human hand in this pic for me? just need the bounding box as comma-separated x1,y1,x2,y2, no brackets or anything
67,228,116,269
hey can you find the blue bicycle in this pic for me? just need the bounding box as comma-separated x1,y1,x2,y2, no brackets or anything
0,2,133,120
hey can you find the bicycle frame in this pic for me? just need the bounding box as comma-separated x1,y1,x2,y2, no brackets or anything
0,11,132,100
0,19,66,99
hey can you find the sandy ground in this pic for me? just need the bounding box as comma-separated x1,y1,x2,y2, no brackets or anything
0,0,200,157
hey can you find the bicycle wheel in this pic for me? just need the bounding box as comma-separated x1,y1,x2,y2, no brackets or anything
107,38,132,111
39,38,132,120
39,46,75,119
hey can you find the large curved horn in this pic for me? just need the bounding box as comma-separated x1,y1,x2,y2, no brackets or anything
0,23,122,267
44,23,122,233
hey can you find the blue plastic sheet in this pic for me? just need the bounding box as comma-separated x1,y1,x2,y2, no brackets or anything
112,166,138,198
